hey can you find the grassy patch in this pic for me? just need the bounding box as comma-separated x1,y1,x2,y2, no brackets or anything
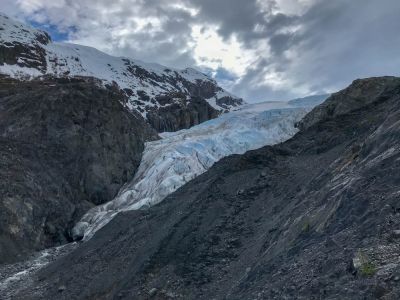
357,251,376,277
302,221,311,233
360,261,376,276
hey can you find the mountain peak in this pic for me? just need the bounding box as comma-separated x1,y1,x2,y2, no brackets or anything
0,13,51,46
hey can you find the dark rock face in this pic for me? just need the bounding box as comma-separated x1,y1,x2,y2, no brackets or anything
15,76,400,299
0,75,157,263
120,64,242,132
0,42,48,73
217,96,244,111
183,77,219,99
146,96,219,132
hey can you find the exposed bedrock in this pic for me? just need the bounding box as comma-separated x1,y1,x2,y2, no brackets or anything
0,76,158,263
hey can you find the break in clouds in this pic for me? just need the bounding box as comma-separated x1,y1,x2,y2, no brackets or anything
3,0,400,102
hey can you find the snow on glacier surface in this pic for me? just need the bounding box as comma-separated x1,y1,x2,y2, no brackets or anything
75,97,328,240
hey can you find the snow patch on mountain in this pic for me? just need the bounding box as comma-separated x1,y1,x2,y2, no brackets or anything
0,63,42,78
73,96,328,241
0,13,48,45
206,90,240,111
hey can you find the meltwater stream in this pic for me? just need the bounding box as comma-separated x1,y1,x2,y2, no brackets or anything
73,97,327,241
0,243,77,299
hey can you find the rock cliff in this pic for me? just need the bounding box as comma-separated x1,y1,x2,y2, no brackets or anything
0,75,157,263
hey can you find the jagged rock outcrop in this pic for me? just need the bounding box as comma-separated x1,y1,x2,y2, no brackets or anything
15,77,400,299
146,96,219,132
0,75,157,264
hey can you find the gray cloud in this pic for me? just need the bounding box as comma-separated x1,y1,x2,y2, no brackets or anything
232,0,400,101
2,0,400,102
189,0,268,38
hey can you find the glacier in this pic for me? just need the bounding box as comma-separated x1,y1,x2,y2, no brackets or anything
73,96,328,240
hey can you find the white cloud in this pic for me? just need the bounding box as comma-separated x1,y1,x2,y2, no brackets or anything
190,25,255,77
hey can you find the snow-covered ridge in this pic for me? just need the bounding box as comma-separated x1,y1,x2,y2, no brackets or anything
73,96,328,240
0,13,49,46
0,13,244,119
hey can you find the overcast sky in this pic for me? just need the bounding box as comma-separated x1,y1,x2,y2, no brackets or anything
2,0,400,102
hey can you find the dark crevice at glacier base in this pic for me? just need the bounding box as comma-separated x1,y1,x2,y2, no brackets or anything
1,13,400,300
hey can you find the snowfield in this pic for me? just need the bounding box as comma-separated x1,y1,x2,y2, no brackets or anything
73,96,328,240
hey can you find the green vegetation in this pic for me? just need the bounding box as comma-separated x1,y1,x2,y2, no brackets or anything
360,262,376,276
357,251,376,277
302,221,311,233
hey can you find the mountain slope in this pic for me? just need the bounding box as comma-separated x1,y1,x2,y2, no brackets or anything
0,14,243,132
0,75,157,264
12,77,400,299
